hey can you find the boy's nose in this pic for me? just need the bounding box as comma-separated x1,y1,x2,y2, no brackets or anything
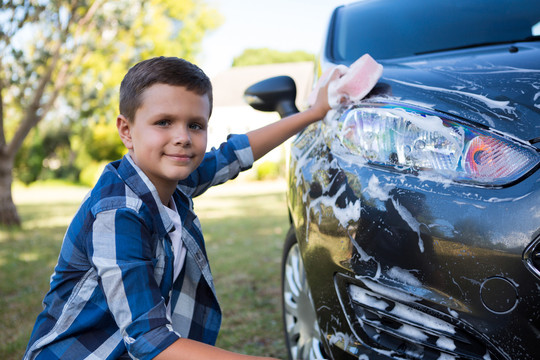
173,126,191,145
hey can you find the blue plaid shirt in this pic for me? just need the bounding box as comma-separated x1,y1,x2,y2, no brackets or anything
24,134,254,360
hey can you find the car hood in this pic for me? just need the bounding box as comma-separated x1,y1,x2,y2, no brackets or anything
368,41,540,142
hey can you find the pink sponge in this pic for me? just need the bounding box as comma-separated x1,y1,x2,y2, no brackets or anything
308,54,383,108
334,54,383,103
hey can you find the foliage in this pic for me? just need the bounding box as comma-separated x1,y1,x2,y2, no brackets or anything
78,160,109,187
232,47,315,67
0,0,222,225
254,160,284,181
14,123,74,184
81,120,126,163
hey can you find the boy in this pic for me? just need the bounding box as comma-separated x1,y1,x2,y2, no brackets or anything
24,56,330,359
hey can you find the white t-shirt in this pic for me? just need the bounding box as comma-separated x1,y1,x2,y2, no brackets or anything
164,199,187,315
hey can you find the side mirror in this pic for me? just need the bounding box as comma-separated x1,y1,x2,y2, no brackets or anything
243,76,299,118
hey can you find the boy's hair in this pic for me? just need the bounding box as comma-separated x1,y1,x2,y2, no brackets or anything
119,56,213,121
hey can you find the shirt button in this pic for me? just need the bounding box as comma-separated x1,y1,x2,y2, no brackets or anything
195,251,204,265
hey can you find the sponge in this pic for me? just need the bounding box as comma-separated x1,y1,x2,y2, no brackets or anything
309,54,383,108
334,54,383,103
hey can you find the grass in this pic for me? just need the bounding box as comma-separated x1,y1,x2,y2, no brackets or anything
1,179,289,359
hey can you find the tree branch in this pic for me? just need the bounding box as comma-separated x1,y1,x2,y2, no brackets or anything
0,79,6,149
0,57,6,149
6,0,104,157
6,42,62,157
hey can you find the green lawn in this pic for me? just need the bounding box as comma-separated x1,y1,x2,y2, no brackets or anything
0,179,289,359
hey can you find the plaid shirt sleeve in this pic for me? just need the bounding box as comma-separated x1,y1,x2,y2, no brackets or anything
90,207,180,359
24,198,180,360
179,133,254,197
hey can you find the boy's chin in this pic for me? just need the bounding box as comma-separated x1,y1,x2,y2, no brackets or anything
170,168,196,182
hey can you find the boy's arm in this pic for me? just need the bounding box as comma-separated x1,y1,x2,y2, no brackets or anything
155,338,280,360
246,80,331,161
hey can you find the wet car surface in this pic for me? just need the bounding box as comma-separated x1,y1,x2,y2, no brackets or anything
246,0,540,359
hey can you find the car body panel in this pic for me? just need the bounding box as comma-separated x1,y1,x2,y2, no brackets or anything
288,119,540,358
276,0,540,359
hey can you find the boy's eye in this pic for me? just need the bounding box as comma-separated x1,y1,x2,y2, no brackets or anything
189,123,204,130
155,120,170,126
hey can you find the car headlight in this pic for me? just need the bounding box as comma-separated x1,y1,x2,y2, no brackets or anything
336,103,539,186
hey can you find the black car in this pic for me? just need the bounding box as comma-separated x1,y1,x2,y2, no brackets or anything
245,0,540,359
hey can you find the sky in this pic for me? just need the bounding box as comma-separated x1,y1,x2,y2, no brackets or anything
199,0,353,76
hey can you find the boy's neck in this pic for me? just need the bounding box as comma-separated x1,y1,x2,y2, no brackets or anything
127,152,177,207
157,185,177,207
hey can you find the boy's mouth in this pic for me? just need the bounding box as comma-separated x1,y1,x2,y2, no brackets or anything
165,153,193,162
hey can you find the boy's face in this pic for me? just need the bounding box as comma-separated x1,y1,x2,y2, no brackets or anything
117,84,210,201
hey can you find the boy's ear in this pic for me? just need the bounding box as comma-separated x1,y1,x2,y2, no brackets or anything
117,115,133,150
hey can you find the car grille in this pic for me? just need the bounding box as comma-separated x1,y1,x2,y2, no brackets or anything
347,281,499,360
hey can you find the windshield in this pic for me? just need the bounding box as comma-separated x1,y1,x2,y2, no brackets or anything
329,0,540,62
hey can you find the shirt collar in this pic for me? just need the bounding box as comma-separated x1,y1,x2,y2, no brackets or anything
116,154,175,236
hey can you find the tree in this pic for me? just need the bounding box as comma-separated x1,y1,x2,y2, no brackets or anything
0,0,221,226
232,47,314,67
14,123,73,184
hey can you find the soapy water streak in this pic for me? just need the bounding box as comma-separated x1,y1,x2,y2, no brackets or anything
387,78,514,112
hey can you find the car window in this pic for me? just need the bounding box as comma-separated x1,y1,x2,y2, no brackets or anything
329,0,540,62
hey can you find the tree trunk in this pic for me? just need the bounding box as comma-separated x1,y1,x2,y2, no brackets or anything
0,153,20,227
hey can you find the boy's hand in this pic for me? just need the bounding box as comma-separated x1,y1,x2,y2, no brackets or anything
309,78,332,119
308,54,383,111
